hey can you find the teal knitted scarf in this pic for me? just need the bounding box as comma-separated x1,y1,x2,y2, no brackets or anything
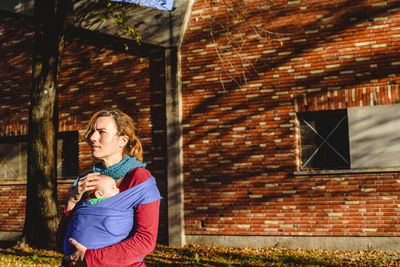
92,155,146,180
73,155,146,186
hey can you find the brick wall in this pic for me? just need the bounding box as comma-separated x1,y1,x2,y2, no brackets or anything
0,183,26,232
181,0,400,238
0,11,168,242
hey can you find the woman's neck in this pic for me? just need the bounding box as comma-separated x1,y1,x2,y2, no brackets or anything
102,154,124,168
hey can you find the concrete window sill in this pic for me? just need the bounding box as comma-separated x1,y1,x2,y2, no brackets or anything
294,168,400,176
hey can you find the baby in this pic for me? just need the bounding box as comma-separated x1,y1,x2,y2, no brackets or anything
85,174,120,204
64,174,121,256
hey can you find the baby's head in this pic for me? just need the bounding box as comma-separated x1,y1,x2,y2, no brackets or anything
87,174,120,199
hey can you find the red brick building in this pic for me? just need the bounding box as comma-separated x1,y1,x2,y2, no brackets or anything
1,0,400,251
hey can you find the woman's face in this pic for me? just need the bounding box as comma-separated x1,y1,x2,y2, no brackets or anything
88,116,126,166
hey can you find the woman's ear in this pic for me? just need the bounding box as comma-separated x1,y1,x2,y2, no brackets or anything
119,135,129,148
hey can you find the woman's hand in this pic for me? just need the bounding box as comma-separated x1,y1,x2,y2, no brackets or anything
66,172,101,211
64,238,88,267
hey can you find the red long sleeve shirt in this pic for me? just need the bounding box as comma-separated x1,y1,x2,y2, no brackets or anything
56,167,160,267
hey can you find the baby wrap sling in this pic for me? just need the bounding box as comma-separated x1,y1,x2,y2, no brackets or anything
64,176,161,256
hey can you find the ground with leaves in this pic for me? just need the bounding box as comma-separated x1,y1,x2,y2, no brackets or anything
0,243,400,266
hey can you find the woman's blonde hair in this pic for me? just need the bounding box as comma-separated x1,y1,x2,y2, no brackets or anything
84,108,143,162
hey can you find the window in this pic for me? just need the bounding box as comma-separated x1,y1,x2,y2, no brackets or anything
0,131,79,179
0,136,27,179
299,110,350,170
299,104,400,171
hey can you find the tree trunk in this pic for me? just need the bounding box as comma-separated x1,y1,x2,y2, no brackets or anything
22,0,71,248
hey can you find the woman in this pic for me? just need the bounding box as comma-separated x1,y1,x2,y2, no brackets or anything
56,108,161,267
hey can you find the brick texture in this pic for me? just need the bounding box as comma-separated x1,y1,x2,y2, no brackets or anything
181,0,400,237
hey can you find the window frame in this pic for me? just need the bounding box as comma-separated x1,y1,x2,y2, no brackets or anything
0,131,79,180
298,109,350,171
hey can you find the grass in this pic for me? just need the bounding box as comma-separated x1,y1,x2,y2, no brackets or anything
0,243,400,266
